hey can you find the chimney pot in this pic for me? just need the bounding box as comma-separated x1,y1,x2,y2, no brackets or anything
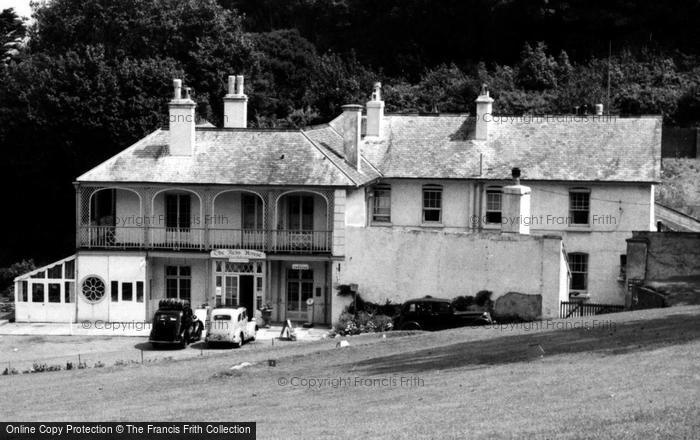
236,75,244,95
595,103,604,115
223,74,248,128
475,83,494,141
227,75,236,95
501,167,531,235
366,82,384,137
168,78,196,156
512,167,521,185
173,79,182,100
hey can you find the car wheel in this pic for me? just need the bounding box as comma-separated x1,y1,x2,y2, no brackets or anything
401,322,421,331
236,332,245,348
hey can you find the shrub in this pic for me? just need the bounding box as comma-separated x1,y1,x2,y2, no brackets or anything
30,363,62,373
475,290,493,307
355,311,371,327
333,311,393,336
369,314,394,332
336,287,399,317
452,295,475,311
334,312,359,336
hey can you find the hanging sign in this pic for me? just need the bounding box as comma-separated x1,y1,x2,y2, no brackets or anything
210,249,266,259
292,264,309,270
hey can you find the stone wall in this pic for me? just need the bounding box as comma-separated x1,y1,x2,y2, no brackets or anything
340,227,568,319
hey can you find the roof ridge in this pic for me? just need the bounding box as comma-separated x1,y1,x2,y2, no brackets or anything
299,129,359,186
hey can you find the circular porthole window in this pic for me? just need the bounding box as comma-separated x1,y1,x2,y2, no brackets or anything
81,276,106,304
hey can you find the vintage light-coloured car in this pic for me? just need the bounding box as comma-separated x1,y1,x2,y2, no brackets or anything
205,307,257,348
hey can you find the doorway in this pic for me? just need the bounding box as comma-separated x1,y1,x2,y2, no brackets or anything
286,268,314,321
213,260,264,314
239,275,254,318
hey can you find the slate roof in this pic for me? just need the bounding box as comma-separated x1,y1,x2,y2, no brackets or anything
77,127,376,186
363,114,661,182
79,112,661,186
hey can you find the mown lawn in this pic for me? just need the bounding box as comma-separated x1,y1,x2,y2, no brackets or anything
1,306,699,439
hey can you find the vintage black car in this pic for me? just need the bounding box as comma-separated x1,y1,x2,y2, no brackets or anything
149,299,204,349
394,296,493,331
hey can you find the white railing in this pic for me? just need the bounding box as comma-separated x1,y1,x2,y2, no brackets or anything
272,230,331,253
209,229,266,250
79,227,332,253
79,226,145,248
149,227,204,249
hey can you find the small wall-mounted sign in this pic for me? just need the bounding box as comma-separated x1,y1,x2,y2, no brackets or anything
291,264,310,270
211,249,266,259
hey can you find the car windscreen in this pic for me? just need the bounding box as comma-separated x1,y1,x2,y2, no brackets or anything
155,312,179,321
213,315,232,321
434,302,452,313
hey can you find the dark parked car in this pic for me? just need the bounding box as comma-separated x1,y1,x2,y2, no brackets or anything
149,299,203,349
394,296,493,331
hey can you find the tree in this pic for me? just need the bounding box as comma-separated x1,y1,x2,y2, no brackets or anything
304,51,376,120
416,64,472,113
29,0,254,123
247,29,322,122
1,8,27,63
0,260,35,296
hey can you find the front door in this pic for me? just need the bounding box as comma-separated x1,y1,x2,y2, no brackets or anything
239,275,255,318
286,268,313,321
223,275,238,307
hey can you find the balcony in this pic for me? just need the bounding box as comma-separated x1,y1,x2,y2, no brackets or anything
78,187,337,254
78,226,332,254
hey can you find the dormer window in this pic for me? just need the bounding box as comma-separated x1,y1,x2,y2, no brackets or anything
371,184,391,223
422,185,442,223
485,187,502,224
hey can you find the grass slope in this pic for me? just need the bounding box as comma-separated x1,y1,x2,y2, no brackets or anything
1,306,699,439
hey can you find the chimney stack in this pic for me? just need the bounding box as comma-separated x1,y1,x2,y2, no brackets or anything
341,104,363,170
365,82,384,137
168,78,196,156
475,84,494,141
501,167,531,235
223,74,248,128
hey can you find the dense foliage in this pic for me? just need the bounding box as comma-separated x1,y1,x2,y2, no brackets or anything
0,0,699,267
